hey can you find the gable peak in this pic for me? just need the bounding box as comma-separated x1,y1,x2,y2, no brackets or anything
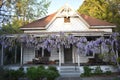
57,4,77,17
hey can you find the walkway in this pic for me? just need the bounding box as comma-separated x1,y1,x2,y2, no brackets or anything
56,77,82,80
56,76,120,80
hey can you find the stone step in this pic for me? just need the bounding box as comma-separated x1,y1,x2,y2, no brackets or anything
60,67,79,71
56,77,82,80
60,70,80,73
59,67,81,77
59,73,81,77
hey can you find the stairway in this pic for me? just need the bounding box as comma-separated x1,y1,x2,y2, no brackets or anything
59,66,81,77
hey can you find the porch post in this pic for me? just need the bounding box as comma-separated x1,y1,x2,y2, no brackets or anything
20,43,23,66
1,45,4,66
14,46,17,63
59,47,61,66
42,48,44,57
78,53,80,66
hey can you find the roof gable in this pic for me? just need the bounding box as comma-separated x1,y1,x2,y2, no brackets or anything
21,4,116,30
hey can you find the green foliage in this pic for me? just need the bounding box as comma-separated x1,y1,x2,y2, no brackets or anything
45,70,59,80
26,67,39,80
15,0,51,21
0,0,51,34
113,77,120,80
78,0,120,31
0,67,25,80
27,66,59,80
81,66,92,77
38,65,45,70
0,19,24,34
105,71,112,75
93,66,103,75
48,66,58,72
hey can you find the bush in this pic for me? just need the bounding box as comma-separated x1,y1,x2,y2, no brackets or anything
47,66,59,80
93,66,103,75
0,67,8,80
0,67,25,80
81,66,92,77
27,66,59,80
45,70,59,80
105,71,112,75
48,66,58,72
26,67,39,80
37,66,47,79
37,65,45,70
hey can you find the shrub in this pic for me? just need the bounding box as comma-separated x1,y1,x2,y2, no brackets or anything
81,66,92,77
37,65,45,70
37,66,47,79
93,66,103,75
48,66,58,72
0,67,8,80
45,70,59,80
47,66,59,80
26,67,39,80
26,66,59,80
0,67,25,80
105,71,112,75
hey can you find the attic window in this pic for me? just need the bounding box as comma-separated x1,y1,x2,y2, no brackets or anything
64,17,70,23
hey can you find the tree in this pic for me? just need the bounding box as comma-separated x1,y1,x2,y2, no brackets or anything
0,0,15,26
0,19,28,34
78,0,120,31
0,0,51,34
15,0,51,23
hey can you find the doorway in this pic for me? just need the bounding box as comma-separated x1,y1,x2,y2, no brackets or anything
64,45,72,63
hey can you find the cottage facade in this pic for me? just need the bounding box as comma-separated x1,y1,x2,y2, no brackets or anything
20,4,116,66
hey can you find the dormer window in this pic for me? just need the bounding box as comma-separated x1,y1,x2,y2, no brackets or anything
64,17,70,23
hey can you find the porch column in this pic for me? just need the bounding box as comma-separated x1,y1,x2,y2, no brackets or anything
14,46,17,63
42,48,44,57
72,46,74,63
1,45,4,66
78,53,80,66
20,43,23,66
59,47,61,66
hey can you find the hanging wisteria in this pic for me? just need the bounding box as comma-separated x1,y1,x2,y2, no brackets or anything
0,32,119,53
0,32,120,63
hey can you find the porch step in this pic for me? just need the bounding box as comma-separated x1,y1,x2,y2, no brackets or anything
59,66,80,77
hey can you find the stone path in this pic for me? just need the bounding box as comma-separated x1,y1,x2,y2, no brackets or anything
56,77,82,80
82,77,120,80
56,76,120,80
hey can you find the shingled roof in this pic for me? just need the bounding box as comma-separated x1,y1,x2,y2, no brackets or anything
80,14,115,26
21,12,56,28
21,12,115,29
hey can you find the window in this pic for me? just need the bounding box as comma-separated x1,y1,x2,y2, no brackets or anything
35,48,50,57
64,17,70,23
86,50,93,56
35,48,42,58
44,49,50,57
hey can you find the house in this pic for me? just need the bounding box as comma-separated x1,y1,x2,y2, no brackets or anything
19,4,116,66
20,4,116,66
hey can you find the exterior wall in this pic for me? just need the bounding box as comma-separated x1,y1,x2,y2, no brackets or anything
49,48,59,61
23,47,35,64
73,46,92,63
23,46,93,64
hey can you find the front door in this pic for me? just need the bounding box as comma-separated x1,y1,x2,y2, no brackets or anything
64,45,72,63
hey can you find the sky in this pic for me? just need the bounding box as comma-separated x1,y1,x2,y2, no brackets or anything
47,0,84,14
